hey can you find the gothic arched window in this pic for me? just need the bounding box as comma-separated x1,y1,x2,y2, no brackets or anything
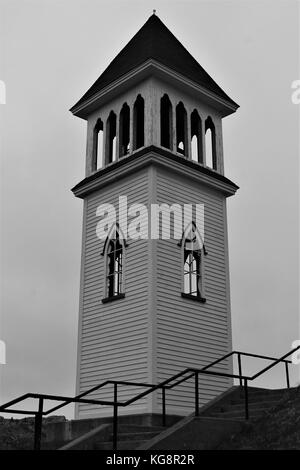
119,103,130,158
160,94,172,150
133,95,144,150
180,222,206,302
191,110,203,164
176,102,188,156
102,225,126,302
105,111,117,164
93,118,104,170
205,116,217,170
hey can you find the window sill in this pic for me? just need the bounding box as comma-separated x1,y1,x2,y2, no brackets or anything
102,293,125,304
181,292,206,303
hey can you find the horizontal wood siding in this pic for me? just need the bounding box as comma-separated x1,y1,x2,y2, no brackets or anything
155,167,232,414
77,169,150,417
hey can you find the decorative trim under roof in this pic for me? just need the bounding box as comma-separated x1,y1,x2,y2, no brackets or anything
71,145,239,199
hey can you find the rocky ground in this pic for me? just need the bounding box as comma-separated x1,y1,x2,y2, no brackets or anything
219,386,300,450
0,415,65,450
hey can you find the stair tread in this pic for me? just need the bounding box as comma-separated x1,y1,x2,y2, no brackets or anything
95,440,148,450
110,431,160,441
208,411,264,418
118,425,164,432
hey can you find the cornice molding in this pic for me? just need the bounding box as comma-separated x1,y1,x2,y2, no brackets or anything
72,146,239,199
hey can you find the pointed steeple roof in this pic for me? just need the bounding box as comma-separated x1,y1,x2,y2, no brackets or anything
71,14,238,113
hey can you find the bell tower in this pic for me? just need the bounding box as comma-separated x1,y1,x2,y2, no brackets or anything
71,14,239,419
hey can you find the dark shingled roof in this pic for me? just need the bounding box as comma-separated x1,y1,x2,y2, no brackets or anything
71,14,238,111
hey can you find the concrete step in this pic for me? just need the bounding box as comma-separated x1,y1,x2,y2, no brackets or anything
110,431,160,441
118,424,165,433
94,440,148,450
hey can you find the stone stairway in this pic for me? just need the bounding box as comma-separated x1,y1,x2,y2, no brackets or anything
56,415,180,450
57,387,288,450
138,387,289,450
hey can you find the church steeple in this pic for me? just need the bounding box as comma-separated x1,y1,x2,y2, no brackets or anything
72,16,239,420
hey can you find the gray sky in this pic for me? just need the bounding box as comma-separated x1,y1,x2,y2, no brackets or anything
0,0,299,418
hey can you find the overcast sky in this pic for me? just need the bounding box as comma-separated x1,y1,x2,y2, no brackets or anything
0,0,299,418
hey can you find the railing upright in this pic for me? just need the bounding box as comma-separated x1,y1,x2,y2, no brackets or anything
244,378,249,420
285,362,290,389
194,372,199,416
34,398,44,451
161,386,166,427
112,383,118,451
237,353,243,388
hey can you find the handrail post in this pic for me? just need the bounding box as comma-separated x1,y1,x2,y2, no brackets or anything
285,362,290,389
113,383,118,451
194,372,199,416
34,398,44,451
244,379,249,420
237,353,243,388
161,386,166,427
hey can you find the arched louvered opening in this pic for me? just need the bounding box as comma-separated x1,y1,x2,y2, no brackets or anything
133,95,144,151
191,110,203,164
160,94,173,150
92,118,104,170
105,111,117,164
205,117,217,170
176,102,188,156
119,103,130,158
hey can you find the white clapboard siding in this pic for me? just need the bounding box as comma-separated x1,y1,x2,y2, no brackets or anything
154,167,232,413
77,169,151,418
77,157,234,419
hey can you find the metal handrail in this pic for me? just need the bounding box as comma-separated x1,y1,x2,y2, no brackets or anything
0,345,299,450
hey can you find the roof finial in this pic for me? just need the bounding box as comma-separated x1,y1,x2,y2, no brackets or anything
153,9,156,15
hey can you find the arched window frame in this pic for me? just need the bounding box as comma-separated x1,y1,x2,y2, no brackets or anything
205,116,217,170
105,111,117,165
176,101,188,156
101,223,127,303
92,118,104,171
133,94,145,151
160,94,173,150
119,103,130,158
190,109,203,164
178,222,207,302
